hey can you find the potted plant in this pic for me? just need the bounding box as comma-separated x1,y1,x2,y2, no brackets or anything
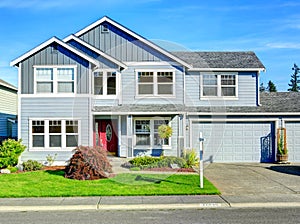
276,128,288,163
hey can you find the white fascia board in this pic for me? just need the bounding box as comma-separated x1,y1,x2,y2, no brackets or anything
0,82,17,91
64,35,127,69
188,68,266,72
92,111,185,115
187,112,300,116
74,16,192,69
10,37,100,67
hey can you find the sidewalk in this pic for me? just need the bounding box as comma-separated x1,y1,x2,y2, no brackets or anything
0,162,299,212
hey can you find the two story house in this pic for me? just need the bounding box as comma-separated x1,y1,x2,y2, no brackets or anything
11,16,300,164
0,79,18,143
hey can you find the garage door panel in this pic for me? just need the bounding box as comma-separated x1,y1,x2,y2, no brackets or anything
192,122,274,162
286,122,300,162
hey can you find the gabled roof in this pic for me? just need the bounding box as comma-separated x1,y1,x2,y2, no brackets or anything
73,16,192,69
64,35,127,69
10,37,100,67
0,79,17,91
172,51,265,72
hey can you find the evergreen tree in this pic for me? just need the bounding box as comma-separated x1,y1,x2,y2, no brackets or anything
259,82,266,92
267,80,277,92
288,63,300,92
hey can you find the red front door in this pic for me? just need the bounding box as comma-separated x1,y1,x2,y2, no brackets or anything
94,120,118,155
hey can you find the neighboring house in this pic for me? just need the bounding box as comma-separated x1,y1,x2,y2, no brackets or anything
0,79,18,143
10,16,300,164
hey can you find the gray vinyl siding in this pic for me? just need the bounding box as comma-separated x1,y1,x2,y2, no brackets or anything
185,71,258,106
19,97,90,163
121,65,184,105
79,23,165,62
20,44,91,94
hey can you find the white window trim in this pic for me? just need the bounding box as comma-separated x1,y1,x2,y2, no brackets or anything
135,69,176,98
33,65,77,96
133,117,171,149
92,69,120,99
200,72,239,100
29,118,81,151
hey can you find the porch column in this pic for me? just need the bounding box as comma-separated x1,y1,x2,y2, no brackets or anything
127,115,133,157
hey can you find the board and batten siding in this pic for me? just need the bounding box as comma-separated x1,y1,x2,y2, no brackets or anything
20,44,91,94
79,23,169,62
121,65,184,105
20,97,90,152
185,71,258,106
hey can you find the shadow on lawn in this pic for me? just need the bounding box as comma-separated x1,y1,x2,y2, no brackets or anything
45,170,65,177
134,175,190,185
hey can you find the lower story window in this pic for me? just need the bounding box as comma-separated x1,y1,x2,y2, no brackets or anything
30,119,80,150
134,119,171,147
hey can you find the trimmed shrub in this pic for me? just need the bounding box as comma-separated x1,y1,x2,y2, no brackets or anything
157,156,186,168
129,156,162,168
0,139,26,169
23,160,43,171
65,146,112,180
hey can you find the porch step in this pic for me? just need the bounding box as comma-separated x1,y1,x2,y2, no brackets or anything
108,156,131,174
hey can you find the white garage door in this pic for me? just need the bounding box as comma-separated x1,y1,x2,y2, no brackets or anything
285,122,300,162
192,122,274,162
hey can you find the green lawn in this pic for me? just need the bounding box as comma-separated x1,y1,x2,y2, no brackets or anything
0,171,220,198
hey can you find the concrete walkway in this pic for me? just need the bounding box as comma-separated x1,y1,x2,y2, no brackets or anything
0,161,299,212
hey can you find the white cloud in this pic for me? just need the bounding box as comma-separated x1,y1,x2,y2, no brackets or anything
266,42,300,49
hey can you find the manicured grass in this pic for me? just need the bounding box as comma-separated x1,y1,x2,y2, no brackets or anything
0,171,219,198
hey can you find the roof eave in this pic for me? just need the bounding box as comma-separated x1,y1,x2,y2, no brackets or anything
188,68,266,72
10,37,100,67
64,34,127,69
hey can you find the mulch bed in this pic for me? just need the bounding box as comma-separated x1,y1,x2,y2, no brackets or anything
42,166,66,171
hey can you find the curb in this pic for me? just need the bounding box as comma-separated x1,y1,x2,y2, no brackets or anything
1,202,300,212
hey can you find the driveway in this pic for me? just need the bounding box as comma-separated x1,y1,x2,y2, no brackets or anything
204,163,300,196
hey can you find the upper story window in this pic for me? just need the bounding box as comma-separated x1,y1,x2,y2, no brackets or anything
94,70,117,97
136,70,175,97
201,73,238,98
34,66,76,94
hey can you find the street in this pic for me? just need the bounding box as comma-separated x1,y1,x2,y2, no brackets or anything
0,208,299,224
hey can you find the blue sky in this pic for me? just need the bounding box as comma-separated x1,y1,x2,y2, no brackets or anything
0,0,300,91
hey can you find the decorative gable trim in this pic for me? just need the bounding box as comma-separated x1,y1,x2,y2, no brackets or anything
74,16,192,69
64,34,127,69
10,37,100,67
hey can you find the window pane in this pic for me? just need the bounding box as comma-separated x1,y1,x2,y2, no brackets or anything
157,72,173,83
49,121,61,133
221,75,236,85
32,121,44,133
66,135,78,147
203,75,217,85
32,135,44,147
107,72,116,95
94,72,103,95
58,82,74,93
222,87,236,96
136,134,150,145
66,120,78,133
36,68,53,81
57,68,74,81
158,84,173,95
135,120,150,133
138,84,153,94
50,135,61,147
37,82,53,93
203,87,218,96
138,72,153,83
